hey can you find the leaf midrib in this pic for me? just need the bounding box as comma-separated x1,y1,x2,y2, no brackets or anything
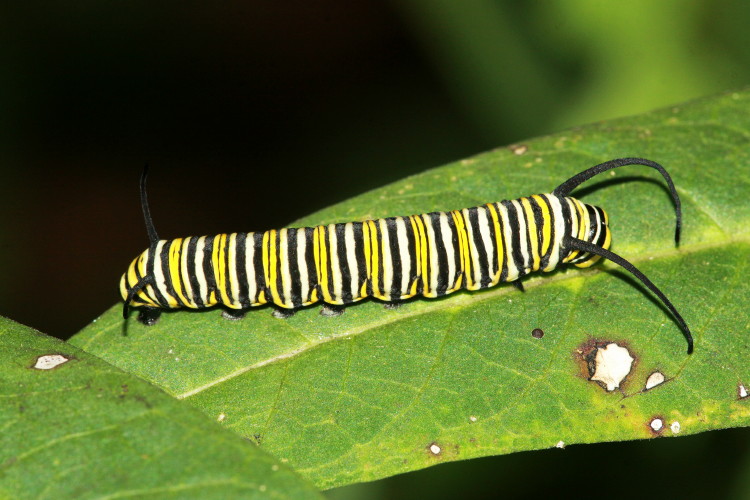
176,235,749,400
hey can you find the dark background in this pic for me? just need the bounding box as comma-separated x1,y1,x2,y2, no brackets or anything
1,1,749,498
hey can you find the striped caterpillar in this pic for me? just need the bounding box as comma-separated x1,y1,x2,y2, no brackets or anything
121,158,693,353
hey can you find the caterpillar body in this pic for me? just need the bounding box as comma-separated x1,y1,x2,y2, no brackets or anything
121,158,693,354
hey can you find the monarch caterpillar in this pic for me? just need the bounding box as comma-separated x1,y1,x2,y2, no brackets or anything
121,157,693,354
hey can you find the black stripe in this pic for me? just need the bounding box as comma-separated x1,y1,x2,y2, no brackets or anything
444,211,462,290
468,207,492,288
223,235,234,306
404,217,419,294
336,224,352,304
235,233,249,308
323,226,336,301
303,227,318,302
372,221,385,296
145,247,165,305
518,199,533,272
185,238,203,307
484,206,499,280
274,230,285,305
557,196,574,261
386,218,402,300
202,236,217,304
502,200,525,278
427,212,449,296
287,229,302,308
160,242,179,304
594,206,608,247
496,203,510,283
352,222,367,299
252,233,266,301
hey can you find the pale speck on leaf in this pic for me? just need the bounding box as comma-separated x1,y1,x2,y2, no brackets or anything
590,343,634,391
650,418,664,432
33,354,70,370
645,371,665,390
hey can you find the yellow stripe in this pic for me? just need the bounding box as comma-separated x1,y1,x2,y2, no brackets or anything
567,199,587,262
262,230,272,301
222,234,234,306
268,230,282,305
408,215,422,296
532,195,552,257
413,215,429,293
317,225,331,302
451,210,470,290
486,203,504,282
520,198,540,271
367,220,380,298
602,209,612,250
169,238,191,306
361,221,371,298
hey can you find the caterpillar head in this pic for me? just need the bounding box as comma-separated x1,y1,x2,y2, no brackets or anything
563,202,612,268
120,249,159,310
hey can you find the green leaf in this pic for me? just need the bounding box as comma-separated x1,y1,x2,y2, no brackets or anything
0,316,322,499
71,89,750,489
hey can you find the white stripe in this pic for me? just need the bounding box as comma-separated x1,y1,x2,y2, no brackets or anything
439,212,457,290
477,207,496,286
153,240,172,304
546,195,565,271
378,219,392,299
279,229,293,307
498,203,519,281
344,223,359,300
140,249,158,303
225,234,239,308
243,234,257,304
423,214,439,296
462,208,481,290
590,206,602,245
328,224,343,303
396,217,411,297
511,200,530,274
180,238,194,306
297,230,311,304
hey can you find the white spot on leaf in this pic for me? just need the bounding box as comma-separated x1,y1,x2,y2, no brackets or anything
739,384,748,399
650,418,664,432
645,371,666,390
555,441,565,449
590,343,634,391
510,144,528,155
469,416,477,422
429,444,441,455
670,421,681,434
217,413,226,422
34,354,70,370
